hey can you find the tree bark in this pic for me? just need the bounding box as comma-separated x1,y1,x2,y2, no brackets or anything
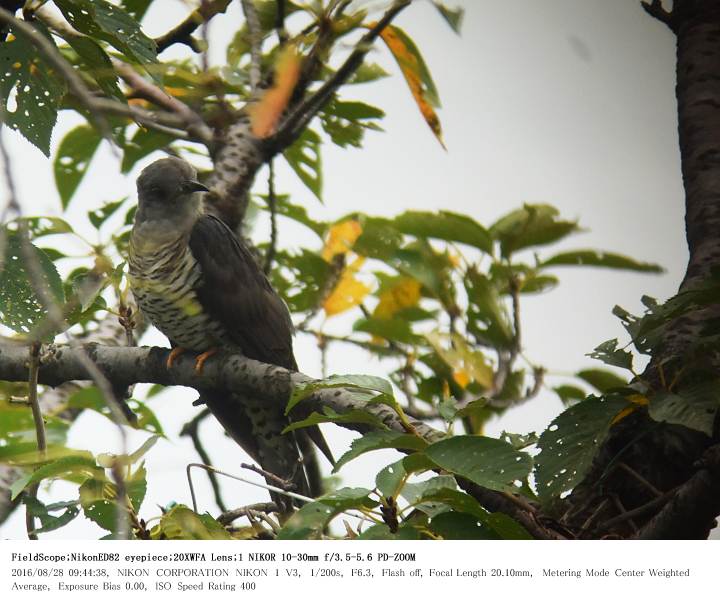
564,0,720,539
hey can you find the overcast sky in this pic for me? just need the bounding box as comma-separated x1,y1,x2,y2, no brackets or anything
1,0,687,538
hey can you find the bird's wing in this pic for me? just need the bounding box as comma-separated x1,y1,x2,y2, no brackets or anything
188,214,297,370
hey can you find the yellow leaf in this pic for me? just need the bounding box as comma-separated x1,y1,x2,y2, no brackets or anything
372,24,445,148
611,393,649,425
626,394,649,406
324,256,372,316
453,370,470,389
373,277,422,319
426,331,494,389
249,46,301,138
321,219,362,261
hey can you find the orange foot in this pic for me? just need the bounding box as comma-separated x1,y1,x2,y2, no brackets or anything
194,348,219,375
166,347,186,370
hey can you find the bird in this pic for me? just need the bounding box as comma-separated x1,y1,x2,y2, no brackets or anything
127,156,330,514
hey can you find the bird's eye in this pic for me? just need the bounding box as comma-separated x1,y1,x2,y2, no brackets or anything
149,186,161,195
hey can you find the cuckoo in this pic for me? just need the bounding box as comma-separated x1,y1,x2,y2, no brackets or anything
127,156,330,513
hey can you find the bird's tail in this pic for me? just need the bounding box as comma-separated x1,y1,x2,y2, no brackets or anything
200,388,320,514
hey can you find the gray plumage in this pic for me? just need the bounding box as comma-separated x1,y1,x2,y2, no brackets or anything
128,157,329,512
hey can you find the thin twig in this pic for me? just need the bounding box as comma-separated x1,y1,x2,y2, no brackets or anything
25,341,43,540
154,0,232,53
180,409,228,511
275,0,288,45
617,462,663,497
610,493,638,533
200,0,210,74
110,462,129,540
217,502,278,525
240,0,262,93
579,498,610,535
597,488,678,533
640,0,677,32
240,462,295,491
26,342,45,452
263,161,278,274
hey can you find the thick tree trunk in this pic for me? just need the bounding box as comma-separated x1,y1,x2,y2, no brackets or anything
565,0,720,539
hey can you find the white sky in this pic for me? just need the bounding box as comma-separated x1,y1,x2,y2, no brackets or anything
0,0,688,538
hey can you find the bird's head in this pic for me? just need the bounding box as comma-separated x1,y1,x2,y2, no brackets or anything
134,157,208,233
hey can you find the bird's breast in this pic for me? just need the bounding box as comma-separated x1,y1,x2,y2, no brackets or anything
128,235,226,350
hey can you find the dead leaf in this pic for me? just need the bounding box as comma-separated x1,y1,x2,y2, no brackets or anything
249,45,301,138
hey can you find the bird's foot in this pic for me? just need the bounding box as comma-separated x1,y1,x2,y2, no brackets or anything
194,348,219,375
166,347,187,370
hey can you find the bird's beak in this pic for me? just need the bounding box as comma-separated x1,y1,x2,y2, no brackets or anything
182,180,209,194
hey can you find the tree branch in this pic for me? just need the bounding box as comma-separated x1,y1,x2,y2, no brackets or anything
640,0,678,32
0,341,444,441
0,8,210,145
268,0,412,152
154,0,232,53
240,0,262,93
0,341,555,536
635,443,720,539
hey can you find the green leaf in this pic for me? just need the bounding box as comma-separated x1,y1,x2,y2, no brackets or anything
500,431,539,450
490,204,580,258
127,463,147,511
649,382,720,436
0,22,66,155
284,128,322,201
393,210,493,254
464,268,514,349
55,0,158,73
357,523,421,539
0,234,66,338
11,455,102,500
70,271,108,313
88,198,127,229
121,128,175,173
541,250,663,273
353,217,403,260
376,459,406,499
587,338,634,372
287,374,393,413
534,395,629,502
576,368,627,393
152,505,232,539
519,273,558,294
333,432,427,472
54,125,103,209
320,99,385,148
272,249,331,312
348,62,390,84
24,495,80,535
353,317,422,345
425,435,532,492
65,36,124,100
430,511,497,539
79,477,122,532
431,2,464,34
119,0,154,21
284,407,387,434
553,384,586,406
0,443,93,465
261,194,326,238
10,216,74,239
278,488,375,539
0,401,69,447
